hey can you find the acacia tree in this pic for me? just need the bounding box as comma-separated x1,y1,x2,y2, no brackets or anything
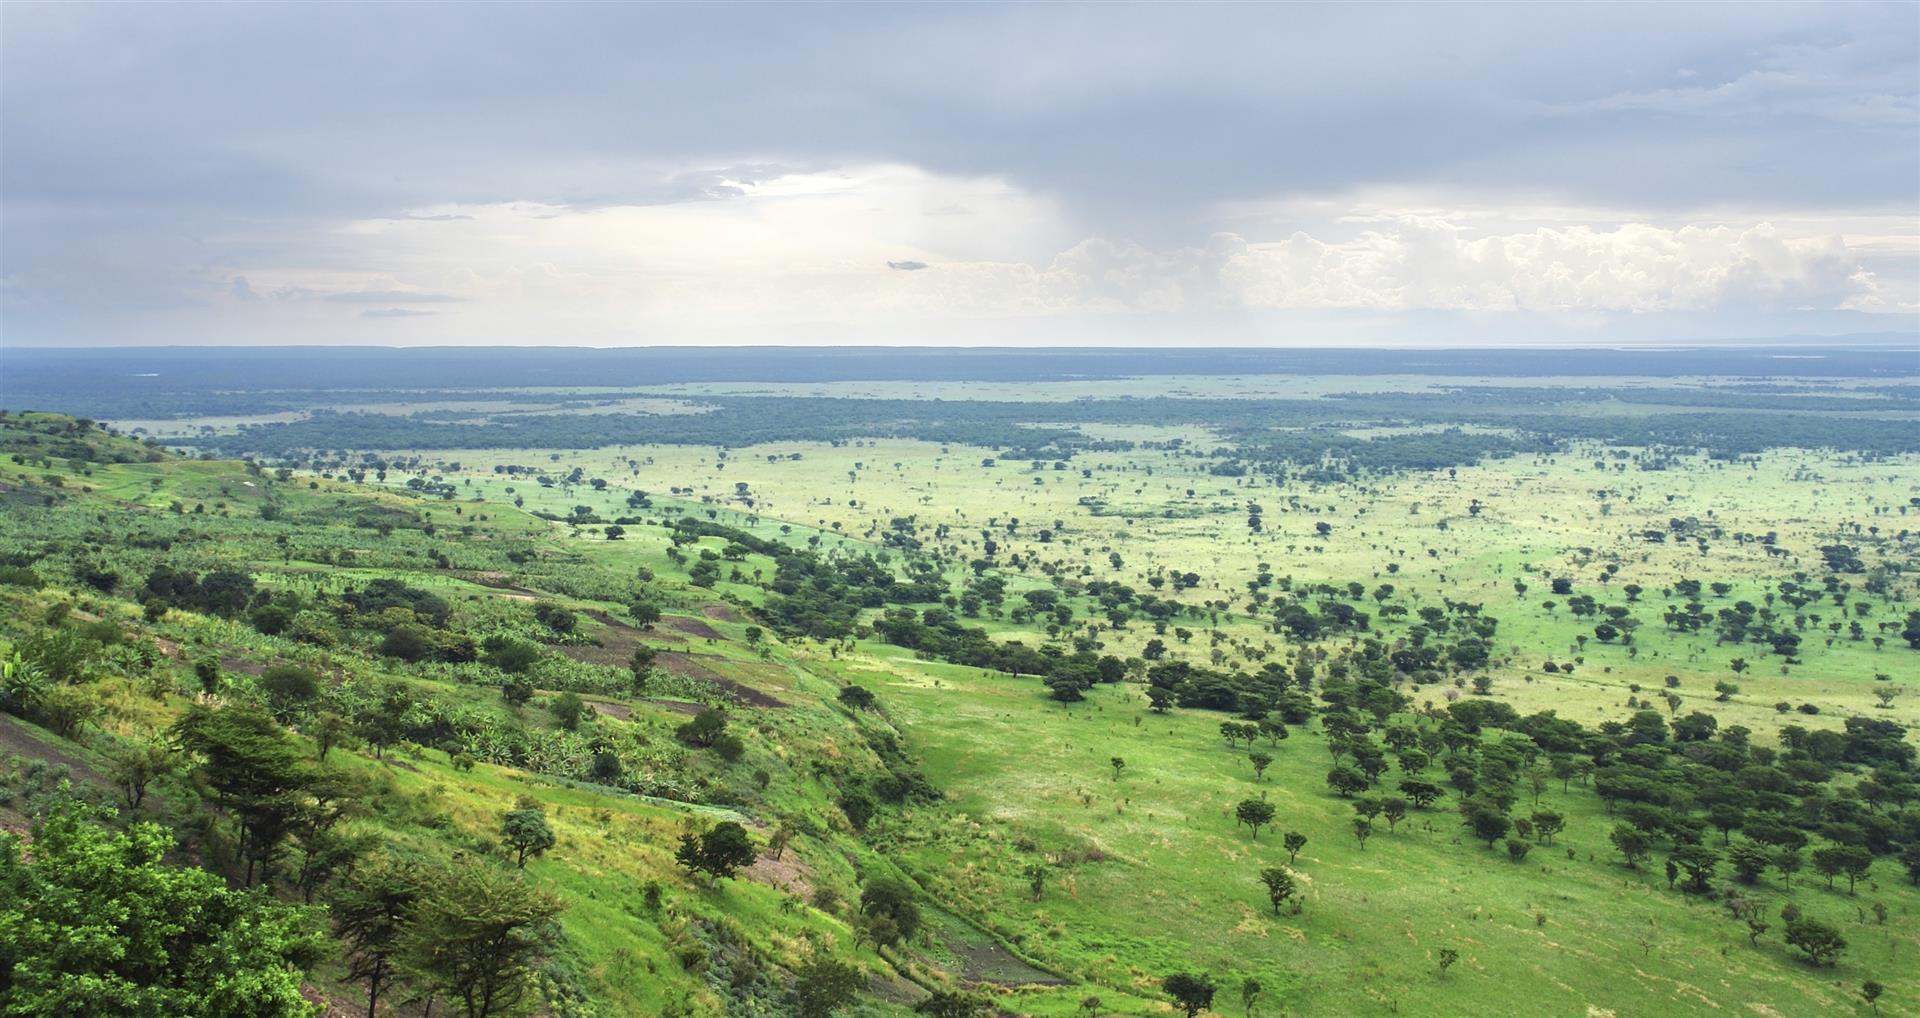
1783,917,1847,966
1258,866,1296,914
1283,831,1307,864
501,796,556,868
1164,972,1217,1018
334,859,423,1018
1611,825,1652,869
1236,798,1276,840
677,821,757,886
402,863,565,1018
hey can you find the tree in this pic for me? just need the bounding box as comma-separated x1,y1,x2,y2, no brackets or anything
403,863,565,1018
838,685,877,710
860,876,923,948
260,664,322,718
1469,808,1511,848
1438,948,1459,975
1783,917,1846,966
1813,844,1873,894
1146,685,1176,713
1249,751,1273,781
793,955,864,1018
1164,972,1217,1017
1236,798,1276,839
1530,810,1564,845
1111,756,1126,781
1611,824,1652,868
1728,843,1771,885
501,796,556,868
1382,796,1409,832
1669,844,1719,894
107,739,175,809
1258,867,1296,915
170,702,315,886
628,644,657,692
1862,980,1884,1013
0,801,325,1017
40,684,99,738
1326,765,1368,798
1506,838,1531,863
1283,831,1307,864
1241,976,1263,1018
1352,817,1374,851
1023,862,1049,902
677,706,729,747
312,710,352,762
1776,847,1804,888
549,691,587,731
677,821,757,885
334,859,423,1018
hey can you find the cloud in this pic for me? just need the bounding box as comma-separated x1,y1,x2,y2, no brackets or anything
323,290,465,303
887,260,928,271
1,5,1912,345
359,308,438,318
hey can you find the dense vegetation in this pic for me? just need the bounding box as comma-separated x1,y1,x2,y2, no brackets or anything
0,355,1915,1018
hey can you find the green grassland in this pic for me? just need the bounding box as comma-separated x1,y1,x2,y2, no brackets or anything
2,394,1917,1018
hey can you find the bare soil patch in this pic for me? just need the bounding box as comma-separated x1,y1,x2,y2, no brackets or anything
0,715,105,785
657,652,787,708
586,700,634,720
664,615,725,640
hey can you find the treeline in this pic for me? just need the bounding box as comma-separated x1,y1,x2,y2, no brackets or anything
173,388,1920,470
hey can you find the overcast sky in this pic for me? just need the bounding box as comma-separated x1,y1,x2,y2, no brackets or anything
3,2,1917,347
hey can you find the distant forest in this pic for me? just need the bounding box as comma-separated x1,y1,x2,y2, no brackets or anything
4,344,1917,474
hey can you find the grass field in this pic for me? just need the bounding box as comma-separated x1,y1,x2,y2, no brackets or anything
5,385,1917,1017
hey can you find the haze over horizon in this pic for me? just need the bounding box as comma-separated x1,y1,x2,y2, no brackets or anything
3,3,1918,349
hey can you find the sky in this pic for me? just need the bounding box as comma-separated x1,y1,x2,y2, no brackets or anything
2,2,1917,348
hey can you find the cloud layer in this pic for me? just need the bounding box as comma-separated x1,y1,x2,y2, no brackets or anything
1,3,1914,346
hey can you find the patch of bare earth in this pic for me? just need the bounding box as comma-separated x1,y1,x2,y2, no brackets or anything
664,615,725,640
656,652,786,708
0,715,106,785
586,700,634,720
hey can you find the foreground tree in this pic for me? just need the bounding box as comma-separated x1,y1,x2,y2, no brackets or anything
402,863,565,1018
1783,917,1847,966
0,801,325,1017
334,859,424,1018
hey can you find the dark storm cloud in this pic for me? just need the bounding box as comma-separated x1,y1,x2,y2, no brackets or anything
888,261,929,272
6,3,1912,215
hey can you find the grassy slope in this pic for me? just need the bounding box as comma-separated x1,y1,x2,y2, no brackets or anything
5,407,1917,1016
